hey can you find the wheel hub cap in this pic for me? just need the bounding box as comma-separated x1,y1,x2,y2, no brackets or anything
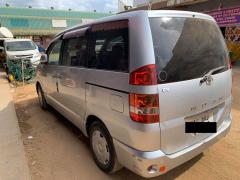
92,130,110,165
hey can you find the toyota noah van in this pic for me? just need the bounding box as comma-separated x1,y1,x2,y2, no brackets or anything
36,10,232,178
0,39,41,67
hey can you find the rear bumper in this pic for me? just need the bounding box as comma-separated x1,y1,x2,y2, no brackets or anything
113,116,231,178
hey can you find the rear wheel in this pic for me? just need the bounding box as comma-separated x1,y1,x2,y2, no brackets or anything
37,85,48,110
89,121,121,173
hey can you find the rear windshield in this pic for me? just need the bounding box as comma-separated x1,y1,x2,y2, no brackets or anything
149,17,229,84
6,41,36,51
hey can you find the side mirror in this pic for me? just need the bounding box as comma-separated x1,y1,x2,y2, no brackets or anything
40,54,48,64
0,47,4,53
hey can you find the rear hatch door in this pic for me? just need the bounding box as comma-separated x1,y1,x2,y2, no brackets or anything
149,16,232,154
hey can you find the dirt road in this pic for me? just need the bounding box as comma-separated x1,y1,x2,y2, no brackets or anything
13,67,240,180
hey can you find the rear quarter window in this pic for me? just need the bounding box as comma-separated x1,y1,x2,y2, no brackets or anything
88,20,129,73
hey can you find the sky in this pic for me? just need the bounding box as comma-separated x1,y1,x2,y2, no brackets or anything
0,0,133,13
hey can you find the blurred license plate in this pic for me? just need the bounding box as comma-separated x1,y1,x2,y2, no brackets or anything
185,112,216,133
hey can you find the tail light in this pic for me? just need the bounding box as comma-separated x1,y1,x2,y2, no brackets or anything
129,64,157,85
129,93,159,123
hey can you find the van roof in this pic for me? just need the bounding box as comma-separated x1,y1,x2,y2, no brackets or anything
4,38,33,42
0,38,13,40
55,10,215,38
147,10,214,20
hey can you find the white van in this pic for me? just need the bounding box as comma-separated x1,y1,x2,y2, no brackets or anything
0,38,41,67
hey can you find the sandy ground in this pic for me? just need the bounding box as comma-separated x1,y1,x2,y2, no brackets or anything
12,67,240,180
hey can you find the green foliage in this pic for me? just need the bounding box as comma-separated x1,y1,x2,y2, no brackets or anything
6,59,36,83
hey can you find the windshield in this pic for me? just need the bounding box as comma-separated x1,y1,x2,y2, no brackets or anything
149,17,229,84
6,41,36,51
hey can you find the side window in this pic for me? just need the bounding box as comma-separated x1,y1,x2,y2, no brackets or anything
95,39,105,55
48,40,62,65
88,20,129,72
62,38,87,66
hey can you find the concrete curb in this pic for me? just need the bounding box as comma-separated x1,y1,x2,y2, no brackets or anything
0,70,31,180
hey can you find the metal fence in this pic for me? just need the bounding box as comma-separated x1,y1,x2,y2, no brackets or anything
5,58,36,85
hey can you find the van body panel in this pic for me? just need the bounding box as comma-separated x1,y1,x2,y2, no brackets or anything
113,115,231,178
128,12,156,72
56,66,87,126
43,65,61,101
158,70,232,154
84,69,161,151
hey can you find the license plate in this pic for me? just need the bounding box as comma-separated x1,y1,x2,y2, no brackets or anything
185,122,217,133
185,112,216,133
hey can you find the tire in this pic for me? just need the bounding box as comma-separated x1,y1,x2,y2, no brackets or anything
5,66,9,74
89,121,122,173
37,85,48,110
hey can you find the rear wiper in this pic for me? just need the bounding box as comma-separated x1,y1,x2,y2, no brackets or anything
203,66,226,77
200,66,225,85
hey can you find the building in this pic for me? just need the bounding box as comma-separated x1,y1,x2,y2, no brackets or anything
0,7,111,48
131,0,240,62
118,0,133,12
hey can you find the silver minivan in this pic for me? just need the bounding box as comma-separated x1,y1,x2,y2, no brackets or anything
0,38,41,67
36,10,232,178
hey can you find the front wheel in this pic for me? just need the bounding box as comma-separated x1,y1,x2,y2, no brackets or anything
89,121,122,173
37,85,48,110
